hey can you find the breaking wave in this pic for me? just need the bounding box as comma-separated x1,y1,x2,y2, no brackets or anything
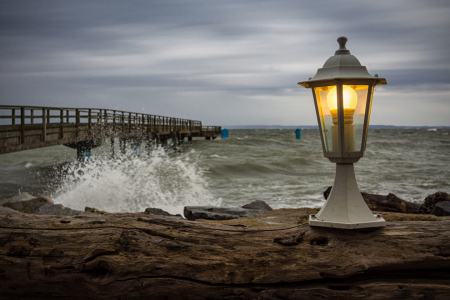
53,147,221,215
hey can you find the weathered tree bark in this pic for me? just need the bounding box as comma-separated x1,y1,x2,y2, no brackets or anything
1,211,450,299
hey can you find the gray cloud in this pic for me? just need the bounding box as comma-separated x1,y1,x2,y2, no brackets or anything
0,0,449,126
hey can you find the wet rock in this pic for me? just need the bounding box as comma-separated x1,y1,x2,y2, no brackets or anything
144,208,183,219
0,206,20,213
418,191,450,214
35,204,92,216
242,200,273,212
324,187,420,214
184,201,272,221
85,207,108,214
200,207,450,227
432,201,450,216
1,192,53,214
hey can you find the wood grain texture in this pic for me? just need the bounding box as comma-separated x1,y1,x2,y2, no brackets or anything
1,211,450,299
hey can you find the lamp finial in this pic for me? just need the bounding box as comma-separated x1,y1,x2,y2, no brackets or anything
335,36,351,55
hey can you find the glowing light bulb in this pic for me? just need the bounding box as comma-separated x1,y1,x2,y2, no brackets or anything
326,85,357,125
327,85,357,111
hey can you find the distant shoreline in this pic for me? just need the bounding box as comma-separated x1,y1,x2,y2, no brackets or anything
222,125,450,130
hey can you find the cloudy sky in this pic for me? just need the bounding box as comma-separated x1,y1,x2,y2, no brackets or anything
1,0,449,126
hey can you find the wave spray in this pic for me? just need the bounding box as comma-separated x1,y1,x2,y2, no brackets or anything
53,147,221,215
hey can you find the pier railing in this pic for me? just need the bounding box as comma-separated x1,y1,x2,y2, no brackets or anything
0,105,218,154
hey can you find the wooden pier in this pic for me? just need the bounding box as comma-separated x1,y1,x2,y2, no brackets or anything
0,105,221,157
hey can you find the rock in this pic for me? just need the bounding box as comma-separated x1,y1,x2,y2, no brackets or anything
0,206,20,213
35,204,92,216
184,201,273,221
85,207,108,214
184,206,253,221
324,187,420,214
432,201,450,216
201,207,450,227
145,208,183,219
362,192,420,214
184,201,272,221
145,208,172,216
241,200,273,212
418,191,450,214
0,192,53,214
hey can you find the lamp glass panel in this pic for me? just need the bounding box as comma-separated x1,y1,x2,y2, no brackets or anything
314,85,335,152
315,85,369,153
363,86,373,152
350,85,369,152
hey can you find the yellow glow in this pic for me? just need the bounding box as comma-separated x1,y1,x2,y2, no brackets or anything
326,85,358,110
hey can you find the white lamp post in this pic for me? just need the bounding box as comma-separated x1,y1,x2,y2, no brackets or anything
298,36,387,229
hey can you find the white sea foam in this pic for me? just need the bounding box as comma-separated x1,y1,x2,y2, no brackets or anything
53,147,221,215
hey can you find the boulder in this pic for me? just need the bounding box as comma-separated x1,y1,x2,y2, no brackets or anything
200,207,450,227
0,206,20,213
35,204,92,216
242,200,273,212
432,201,450,216
1,192,53,214
85,207,108,214
418,191,450,214
144,208,183,219
323,187,420,214
184,200,272,221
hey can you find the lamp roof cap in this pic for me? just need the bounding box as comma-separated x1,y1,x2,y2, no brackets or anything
298,36,387,88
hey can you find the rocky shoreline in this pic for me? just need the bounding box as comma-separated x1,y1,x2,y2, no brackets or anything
1,189,449,221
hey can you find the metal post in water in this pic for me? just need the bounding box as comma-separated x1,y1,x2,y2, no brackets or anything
221,129,229,139
295,129,301,140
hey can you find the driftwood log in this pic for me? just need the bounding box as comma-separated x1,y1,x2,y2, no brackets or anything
1,211,450,299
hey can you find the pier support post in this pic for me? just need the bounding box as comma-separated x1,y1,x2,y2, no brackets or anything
146,134,153,155
188,136,193,142
178,132,183,146
172,133,178,151
162,138,168,147
77,147,91,162
120,138,127,155
64,139,102,162
110,137,115,159
130,138,142,156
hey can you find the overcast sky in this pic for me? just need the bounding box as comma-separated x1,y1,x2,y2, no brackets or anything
1,0,449,126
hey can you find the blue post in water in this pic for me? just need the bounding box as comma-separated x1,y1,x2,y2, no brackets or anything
295,129,301,140
221,129,229,139
77,148,91,162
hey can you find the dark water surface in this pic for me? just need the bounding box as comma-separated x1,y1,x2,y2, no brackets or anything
1,129,449,215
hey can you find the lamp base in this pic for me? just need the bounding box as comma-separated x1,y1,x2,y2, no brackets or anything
309,163,386,229
309,214,385,229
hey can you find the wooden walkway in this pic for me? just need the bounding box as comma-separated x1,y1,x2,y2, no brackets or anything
0,105,221,155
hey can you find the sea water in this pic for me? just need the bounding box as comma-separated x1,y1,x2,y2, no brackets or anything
0,129,449,215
